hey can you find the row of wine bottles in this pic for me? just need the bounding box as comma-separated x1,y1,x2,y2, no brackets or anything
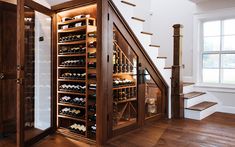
113,63,134,73
113,87,137,101
69,123,86,135
60,21,86,30
60,96,86,106
61,59,86,66
59,45,86,54
59,34,86,43
60,72,96,79
60,107,84,118
61,72,86,79
59,84,86,93
113,78,135,87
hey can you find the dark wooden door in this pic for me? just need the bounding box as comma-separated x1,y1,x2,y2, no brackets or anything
0,2,17,137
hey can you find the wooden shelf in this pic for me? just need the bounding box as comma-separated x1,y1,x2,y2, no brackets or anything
113,85,136,90
58,79,85,82
58,91,86,96
114,97,137,104
58,25,87,33
58,54,86,57
58,103,86,109
58,40,86,45
113,118,136,130
58,17,95,25
113,72,135,76
58,115,86,122
58,67,86,69
58,128,86,138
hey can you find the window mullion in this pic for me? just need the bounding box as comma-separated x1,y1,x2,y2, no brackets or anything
219,20,223,84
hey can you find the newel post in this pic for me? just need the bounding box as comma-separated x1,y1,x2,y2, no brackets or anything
171,24,184,118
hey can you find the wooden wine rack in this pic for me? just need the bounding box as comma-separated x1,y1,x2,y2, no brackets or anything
112,40,137,130
57,17,97,141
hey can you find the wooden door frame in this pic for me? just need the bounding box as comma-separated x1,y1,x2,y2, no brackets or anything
17,0,56,146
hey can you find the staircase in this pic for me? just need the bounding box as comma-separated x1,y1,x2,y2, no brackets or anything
112,0,172,116
112,0,220,120
183,83,218,120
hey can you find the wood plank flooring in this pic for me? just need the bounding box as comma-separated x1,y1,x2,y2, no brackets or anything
34,112,235,147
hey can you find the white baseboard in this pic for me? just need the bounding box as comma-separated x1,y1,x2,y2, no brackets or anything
183,76,194,83
217,105,235,114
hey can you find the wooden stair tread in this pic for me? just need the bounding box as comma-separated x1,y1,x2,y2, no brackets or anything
121,0,136,7
131,17,145,22
149,44,160,48
141,31,153,36
184,91,206,99
157,57,167,59
186,101,217,111
164,67,172,69
183,82,194,87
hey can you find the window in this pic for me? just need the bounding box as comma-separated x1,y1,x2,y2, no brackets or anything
202,19,235,84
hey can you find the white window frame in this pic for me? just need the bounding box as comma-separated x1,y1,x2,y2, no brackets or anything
193,8,235,88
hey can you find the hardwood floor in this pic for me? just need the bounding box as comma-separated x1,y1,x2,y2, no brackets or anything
34,112,235,147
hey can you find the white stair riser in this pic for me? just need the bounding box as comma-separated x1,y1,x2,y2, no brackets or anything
183,85,195,93
184,96,205,108
184,104,217,120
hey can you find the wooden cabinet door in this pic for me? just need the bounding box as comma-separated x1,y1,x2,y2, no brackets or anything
0,2,17,136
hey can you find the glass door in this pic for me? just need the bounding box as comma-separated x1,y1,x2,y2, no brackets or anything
23,6,52,142
17,1,55,146
111,25,138,133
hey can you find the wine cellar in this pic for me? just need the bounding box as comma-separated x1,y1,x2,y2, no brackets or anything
0,0,168,146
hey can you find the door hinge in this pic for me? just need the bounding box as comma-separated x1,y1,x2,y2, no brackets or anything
107,55,109,62
17,65,24,70
16,78,23,85
108,13,110,21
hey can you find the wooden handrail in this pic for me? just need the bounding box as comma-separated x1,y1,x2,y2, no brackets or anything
171,24,184,118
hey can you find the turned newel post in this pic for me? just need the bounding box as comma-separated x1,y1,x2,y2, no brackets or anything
171,24,184,118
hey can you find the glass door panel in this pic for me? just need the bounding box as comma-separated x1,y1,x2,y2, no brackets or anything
143,70,162,119
24,6,52,141
112,26,138,130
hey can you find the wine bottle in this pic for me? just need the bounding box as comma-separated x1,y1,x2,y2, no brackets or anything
88,31,97,38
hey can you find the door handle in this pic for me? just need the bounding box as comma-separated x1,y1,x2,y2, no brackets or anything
0,73,4,80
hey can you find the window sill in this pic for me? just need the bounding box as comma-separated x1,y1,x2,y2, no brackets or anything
194,83,235,93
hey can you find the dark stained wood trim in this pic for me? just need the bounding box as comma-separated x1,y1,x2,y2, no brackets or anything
51,0,97,12
96,0,108,145
121,0,136,7
51,13,58,133
17,0,25,146
141,31,153,36
171,24,184,119
24,0,54,16
131,17,145,22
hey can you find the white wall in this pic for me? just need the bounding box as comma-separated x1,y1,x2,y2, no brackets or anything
150,0,196,80
149,0,235,114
